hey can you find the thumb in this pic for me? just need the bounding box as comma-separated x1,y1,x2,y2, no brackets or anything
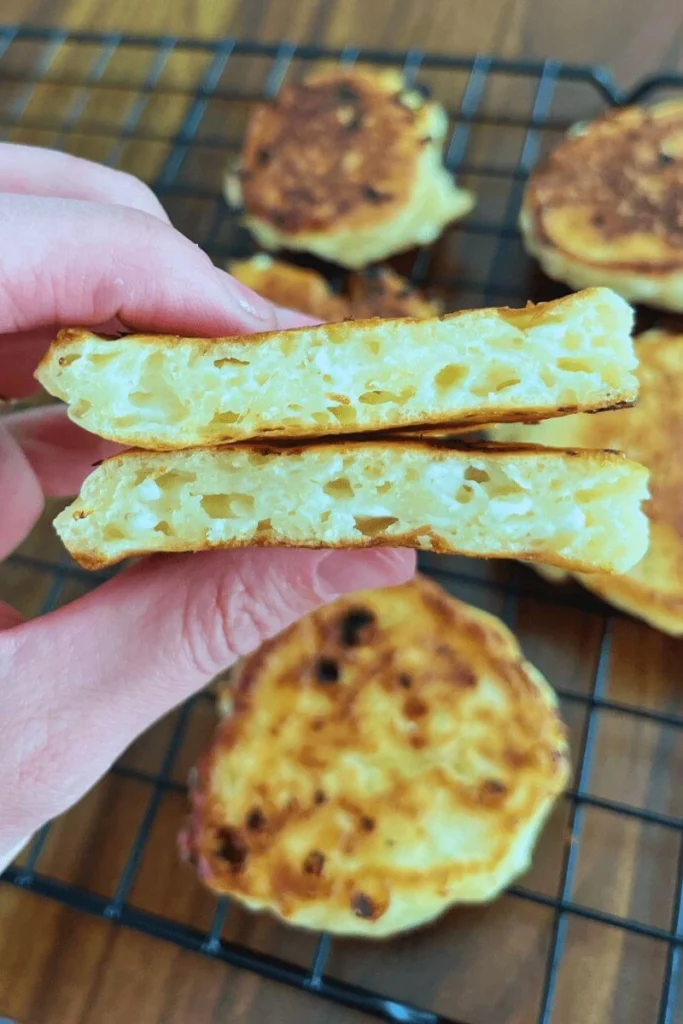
2,547,414,849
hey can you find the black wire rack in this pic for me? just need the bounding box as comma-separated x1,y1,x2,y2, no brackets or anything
1,24,683,1024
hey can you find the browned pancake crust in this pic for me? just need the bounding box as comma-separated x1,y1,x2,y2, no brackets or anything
239,67,433,235
229,257,349,321
525,101,683,274
230,257,440,321
180,576,568,934
348,266,442,318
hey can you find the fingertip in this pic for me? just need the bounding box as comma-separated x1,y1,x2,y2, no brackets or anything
313,547,416,601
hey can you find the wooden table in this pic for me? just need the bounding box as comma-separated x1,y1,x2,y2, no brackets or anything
2,3,683,1023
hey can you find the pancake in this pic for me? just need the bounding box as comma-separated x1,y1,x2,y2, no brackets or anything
229,255,349,322
521,100,683,310
36,288,638,450
180,575,569,937
493,329,683,634
347,265,442,318
229,255,440,320
225,65,475,268
54,437,649,573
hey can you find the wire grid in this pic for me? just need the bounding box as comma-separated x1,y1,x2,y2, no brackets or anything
0,24,683,1024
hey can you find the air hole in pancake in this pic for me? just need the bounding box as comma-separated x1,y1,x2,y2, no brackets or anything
377,481,391,494
201,493,255,519
353,515,399,537
102,524,125,540
154,520,172,535
557,357,594,373
214,356,249,368
434,363,468,390
72,399,92,417
464,467,491,484
58,353,81,367
323,477,355,499
330,404,357,425
155,470,197,494
455,484,474,504
359,389,411,405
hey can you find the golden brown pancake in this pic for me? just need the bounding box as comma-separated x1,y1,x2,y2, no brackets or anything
53,437,649,574
229,255,440,321
493,329,683,634
229,255,349,322
521,100,683,310
348,265,442,318
36,288,639,449
179,575,569,937
225,66,474,268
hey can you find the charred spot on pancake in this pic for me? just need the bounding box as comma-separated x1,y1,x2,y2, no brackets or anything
337,83,358,104
339,607,376,647
659,151,675,166
313,789,327,805
363,185,394,203
246,808,265,831
256,148,272,167
403,696,428,718
315,657,340,683
398,672,412,688
593,212,606,227
360,815,375,832
215,827,248,872
303,850,325,875
350,891,376,919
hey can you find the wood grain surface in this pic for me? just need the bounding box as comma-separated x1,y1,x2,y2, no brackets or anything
2,2,683,1024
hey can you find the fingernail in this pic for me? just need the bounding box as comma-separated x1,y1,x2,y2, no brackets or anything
314,549,416,600
216,269,277,326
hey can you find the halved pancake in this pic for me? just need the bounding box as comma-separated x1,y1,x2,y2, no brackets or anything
228,255,349,322
224,66,474,268
521,100,683,310
493,329,683,635
179,575,569,937
36,288,638,450
54,437,649,573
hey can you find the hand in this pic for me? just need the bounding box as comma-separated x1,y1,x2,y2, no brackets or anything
0,145,415,870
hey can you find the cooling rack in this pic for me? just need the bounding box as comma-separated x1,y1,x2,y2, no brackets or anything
1,24,683,1024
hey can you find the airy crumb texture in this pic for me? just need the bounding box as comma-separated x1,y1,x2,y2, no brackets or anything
224,65,474,268
493,329,683,635
521,100,683,310
180,575,570,937
37,288,638,450
54,438,649,573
